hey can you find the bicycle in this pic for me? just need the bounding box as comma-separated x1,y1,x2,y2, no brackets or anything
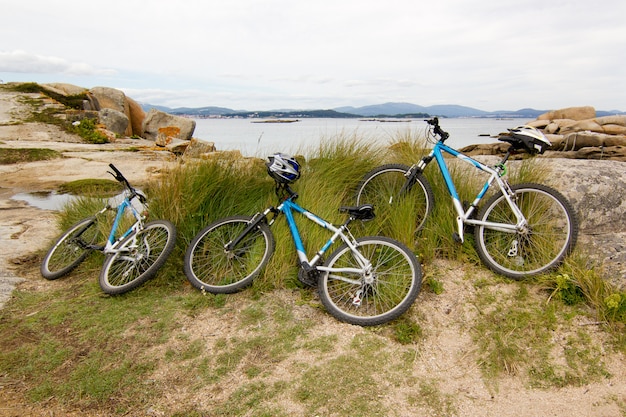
41,163,177,294
184,153,422,326
355,117,578,279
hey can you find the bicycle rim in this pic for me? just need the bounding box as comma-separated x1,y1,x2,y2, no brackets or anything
41,217,100,280
356,165,432,235
184,216,274,293
99,221,175,294
319,237,421,326
475,184,576,278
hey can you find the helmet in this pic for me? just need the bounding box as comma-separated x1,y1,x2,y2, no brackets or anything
503,125,551,154
266,153,301,183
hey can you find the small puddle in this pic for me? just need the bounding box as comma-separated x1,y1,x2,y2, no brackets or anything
11,191,146,212
11,191,76,211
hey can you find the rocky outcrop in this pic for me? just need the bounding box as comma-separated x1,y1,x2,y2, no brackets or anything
40,83,196,142
462,106,626,161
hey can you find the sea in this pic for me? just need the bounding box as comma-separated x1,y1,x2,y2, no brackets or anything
191,117,532,157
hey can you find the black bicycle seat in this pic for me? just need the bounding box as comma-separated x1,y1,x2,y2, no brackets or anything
339,204,375,221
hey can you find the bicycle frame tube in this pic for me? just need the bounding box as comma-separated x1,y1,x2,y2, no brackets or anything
429,142,527,241
277,199,368,274
103,197,143,253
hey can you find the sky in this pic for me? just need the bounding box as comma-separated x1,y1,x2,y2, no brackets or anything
1,0,625,112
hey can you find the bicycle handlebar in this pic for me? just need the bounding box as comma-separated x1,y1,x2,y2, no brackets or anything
425,117,450,141
108,163,147,204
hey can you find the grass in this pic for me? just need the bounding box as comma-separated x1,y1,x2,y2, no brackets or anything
57,178,123,197
0,147,61,164
1,131,625,415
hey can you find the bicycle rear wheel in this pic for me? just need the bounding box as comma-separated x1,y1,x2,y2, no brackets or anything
99,220,177,294
184,215,275,294
474,183,578,279
355,164,434,234
318,236,422,326
41,216,101,280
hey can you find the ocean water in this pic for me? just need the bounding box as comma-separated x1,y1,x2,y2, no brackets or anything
192,117,532,157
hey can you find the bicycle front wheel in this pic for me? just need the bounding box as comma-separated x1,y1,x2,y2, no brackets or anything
99,220,177,294
41,216,101,280
355,164,434,234
318,236,422,326
474,183,578,279
184,215,275,294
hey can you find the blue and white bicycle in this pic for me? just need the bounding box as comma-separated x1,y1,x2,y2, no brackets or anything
184,153,422,326
41,164,177,294
355,117,578,279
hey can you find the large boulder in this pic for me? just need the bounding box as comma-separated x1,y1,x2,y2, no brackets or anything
98,108,129,136
537,106,596,121
89,87,133,136
545,159,626,286
142,109,195,141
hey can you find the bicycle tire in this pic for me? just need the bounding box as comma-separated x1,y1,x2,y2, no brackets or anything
99,220,177,294
184,215,275,294
474,183,578,279
41,216,101,280
318,236,422,326
355,164,434,234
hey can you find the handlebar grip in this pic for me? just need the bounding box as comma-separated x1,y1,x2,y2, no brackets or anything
108,163,133,190
108,163,123,177
425,117,449,140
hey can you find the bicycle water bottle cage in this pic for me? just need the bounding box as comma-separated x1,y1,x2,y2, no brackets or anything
339,205,375,221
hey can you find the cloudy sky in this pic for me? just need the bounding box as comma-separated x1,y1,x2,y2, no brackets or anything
1,0,624,112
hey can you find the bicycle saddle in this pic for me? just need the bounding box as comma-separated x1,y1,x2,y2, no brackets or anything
339,204,375,221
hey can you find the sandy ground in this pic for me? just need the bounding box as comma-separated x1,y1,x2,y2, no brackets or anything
0,89,624,416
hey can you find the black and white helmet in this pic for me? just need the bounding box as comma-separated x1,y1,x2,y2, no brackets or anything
266,153,301,183
504,125,551,154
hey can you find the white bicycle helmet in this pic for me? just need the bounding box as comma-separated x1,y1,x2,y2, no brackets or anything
266,153,301,183
503,125,551,154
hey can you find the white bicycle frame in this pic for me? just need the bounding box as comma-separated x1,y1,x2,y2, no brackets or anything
417,140,529,243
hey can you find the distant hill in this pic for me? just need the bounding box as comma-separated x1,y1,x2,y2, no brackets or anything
140,102,623,119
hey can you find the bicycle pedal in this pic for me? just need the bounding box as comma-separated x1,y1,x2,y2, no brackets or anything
452,233,462,243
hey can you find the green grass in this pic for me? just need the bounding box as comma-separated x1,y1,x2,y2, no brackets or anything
57,178,123,197
1,130,624,415
0,147,61,164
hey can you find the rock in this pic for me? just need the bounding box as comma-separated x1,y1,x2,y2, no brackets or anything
601,124,626,135
165,138,191,155
142,109,195,142
537,106,596,121
182,138,216,158
527,119,550,129
545,159,626,286
41,82,88,96
126,97,145,138
594,115,626,126
572,146,626,161
90,86,127,113
98,108,129,136
90,86,133,136
559,119,604,134
457,142,511,156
